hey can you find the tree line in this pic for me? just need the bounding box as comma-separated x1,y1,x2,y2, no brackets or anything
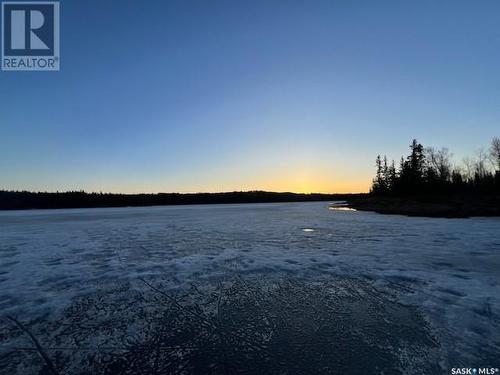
0,191,357,210
371,138,500,195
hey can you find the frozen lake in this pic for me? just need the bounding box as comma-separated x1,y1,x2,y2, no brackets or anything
0,202,499,374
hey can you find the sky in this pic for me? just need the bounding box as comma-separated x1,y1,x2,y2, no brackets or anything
1,0,499,193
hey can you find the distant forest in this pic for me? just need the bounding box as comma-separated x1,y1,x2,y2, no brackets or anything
371,137,500,195
0,191,354,211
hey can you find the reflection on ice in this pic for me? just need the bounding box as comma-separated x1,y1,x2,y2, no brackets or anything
329,201,357,211
329,206,357,211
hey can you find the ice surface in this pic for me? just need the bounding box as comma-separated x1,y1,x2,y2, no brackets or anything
0,202,499,373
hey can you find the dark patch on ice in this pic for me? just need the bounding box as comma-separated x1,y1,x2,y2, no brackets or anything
468,250,486,256
0,277,442,375
469,324,489,337
451,273,471,280
385,275,422,284
0,261,19,267
43,257,64,266
434,287,466,297
472,300,493,318
0,249,18,258
432,261,453,268
0,296,20,311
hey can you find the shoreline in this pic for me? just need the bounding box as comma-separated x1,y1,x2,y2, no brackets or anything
345,194,500,218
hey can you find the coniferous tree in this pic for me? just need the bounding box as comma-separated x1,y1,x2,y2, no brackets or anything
387,160,397,190
372,155,385,193
382,156,389,188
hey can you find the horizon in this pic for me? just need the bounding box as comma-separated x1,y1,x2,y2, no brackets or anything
0,189,361,195
1,0,499,193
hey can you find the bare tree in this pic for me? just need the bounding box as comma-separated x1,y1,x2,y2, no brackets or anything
490,137,500,171
425,147,453,181
474,148,489,179
462,157,474,182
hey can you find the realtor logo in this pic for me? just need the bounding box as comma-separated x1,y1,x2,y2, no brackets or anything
2,1,59,71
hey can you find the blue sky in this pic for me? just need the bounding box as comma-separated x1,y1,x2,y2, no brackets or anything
1,0,499,193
